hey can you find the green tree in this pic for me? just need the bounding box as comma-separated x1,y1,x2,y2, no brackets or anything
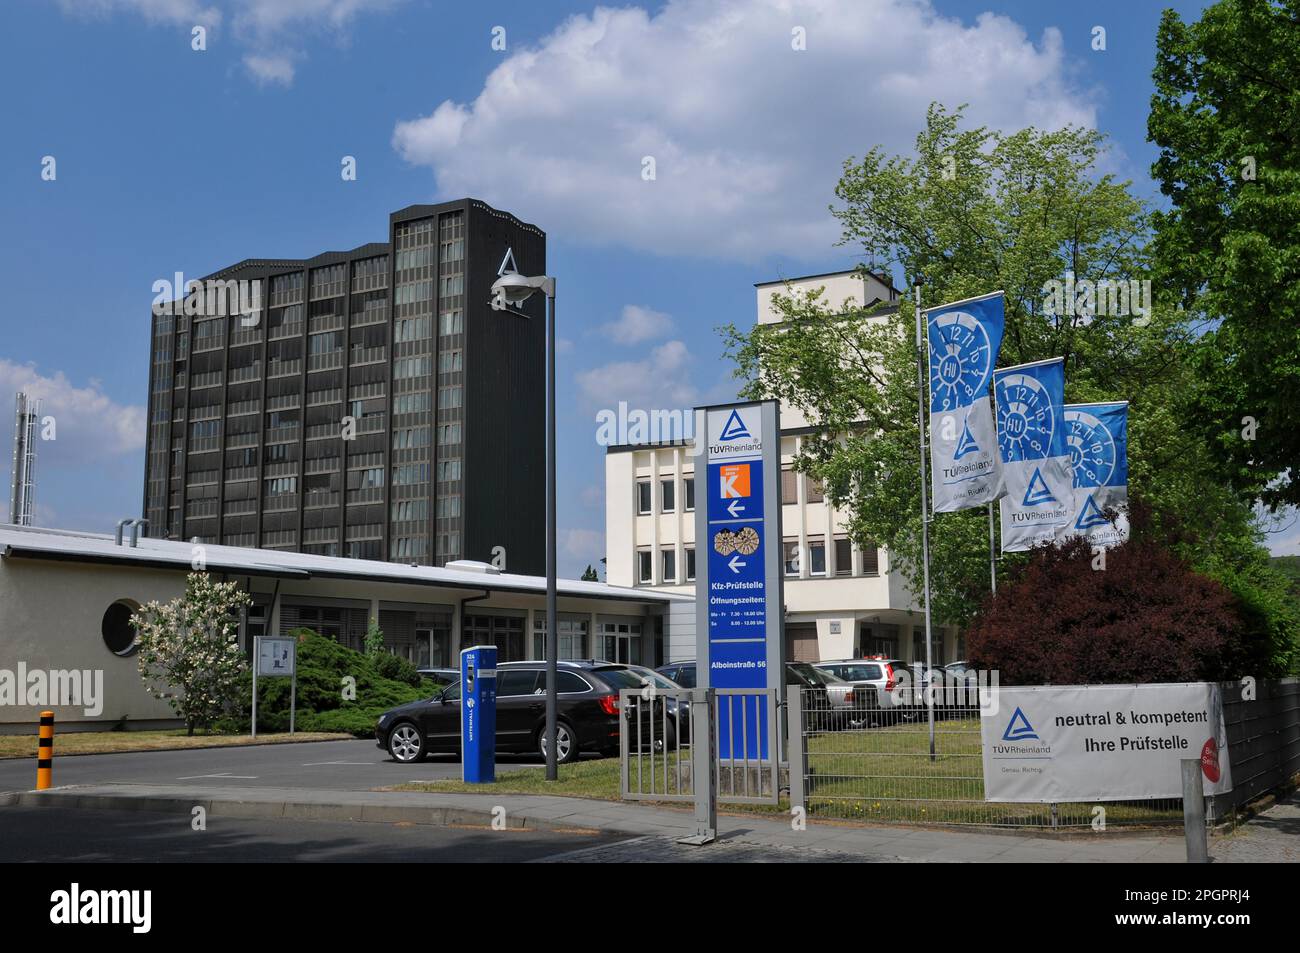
580,564,600,582
1148,1,1300,508
363,617,384,656
130,573,251,735
723,104,1285,646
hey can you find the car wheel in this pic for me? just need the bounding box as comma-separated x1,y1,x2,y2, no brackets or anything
538,720,580,764
652,723,677,753
387,722,426,763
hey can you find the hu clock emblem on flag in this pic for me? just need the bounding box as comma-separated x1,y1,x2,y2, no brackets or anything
929,310,994,413
996,373,1056,462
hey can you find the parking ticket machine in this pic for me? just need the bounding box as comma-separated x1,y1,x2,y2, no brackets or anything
460,645,497,783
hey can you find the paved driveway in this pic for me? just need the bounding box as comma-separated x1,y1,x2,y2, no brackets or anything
0,738,563,792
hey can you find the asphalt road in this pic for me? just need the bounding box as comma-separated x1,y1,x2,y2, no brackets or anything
0,805,626,862
0,739,563,793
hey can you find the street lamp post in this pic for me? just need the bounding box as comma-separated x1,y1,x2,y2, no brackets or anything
490,270,559,781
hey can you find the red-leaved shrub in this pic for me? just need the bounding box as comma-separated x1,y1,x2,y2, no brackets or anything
967,533,1243,685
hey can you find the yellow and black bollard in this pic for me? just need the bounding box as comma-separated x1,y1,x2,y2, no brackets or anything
36,710,54,790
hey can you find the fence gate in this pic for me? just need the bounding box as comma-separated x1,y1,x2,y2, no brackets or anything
619,687,780,809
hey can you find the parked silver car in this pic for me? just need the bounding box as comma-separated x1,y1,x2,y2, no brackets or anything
815,658,900,711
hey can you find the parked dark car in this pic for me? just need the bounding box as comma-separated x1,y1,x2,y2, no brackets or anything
416,667,459,687
376,659,660,764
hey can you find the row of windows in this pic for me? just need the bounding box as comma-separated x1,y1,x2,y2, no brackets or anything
636,468,822,515
638,547,696,585
636,478,695,515
635,538,879,585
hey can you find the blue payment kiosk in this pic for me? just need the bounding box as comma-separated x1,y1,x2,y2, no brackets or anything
460,645,497,783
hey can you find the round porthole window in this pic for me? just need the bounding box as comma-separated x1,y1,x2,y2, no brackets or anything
102,600,139,657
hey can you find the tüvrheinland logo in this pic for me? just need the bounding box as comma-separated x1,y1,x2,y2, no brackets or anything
1021,467,1058,506
1075,493,1110,529
1002,706,1039,741
718,409,751,441
50,884,151,933
953,417,980,459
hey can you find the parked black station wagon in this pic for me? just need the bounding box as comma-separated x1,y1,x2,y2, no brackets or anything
376,659,658,764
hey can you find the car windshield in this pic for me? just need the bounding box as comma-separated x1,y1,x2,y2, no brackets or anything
630,668,680,689
591,667,649,690
840,665,882,681
789,663,836,687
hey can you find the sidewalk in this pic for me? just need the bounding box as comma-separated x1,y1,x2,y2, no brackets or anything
5,782,1191,862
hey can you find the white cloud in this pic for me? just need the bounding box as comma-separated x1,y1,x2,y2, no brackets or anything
54,0,401,86
56,0,220,27
580,484,604,508
601,304,674,345
576,339,698,411
0,360,145,467
243,51,298,86
393,0,1098,262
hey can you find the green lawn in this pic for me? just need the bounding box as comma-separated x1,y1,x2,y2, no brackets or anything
390,718,1183,830
0,730,352,760
804,718,1182,828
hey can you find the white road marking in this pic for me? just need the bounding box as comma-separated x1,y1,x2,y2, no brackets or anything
301,761,374,766
175,772,259,780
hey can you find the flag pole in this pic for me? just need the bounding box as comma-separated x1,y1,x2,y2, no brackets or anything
912,279,936,762
988,501,997,594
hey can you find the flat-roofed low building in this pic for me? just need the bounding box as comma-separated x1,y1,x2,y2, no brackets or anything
0,523,690,731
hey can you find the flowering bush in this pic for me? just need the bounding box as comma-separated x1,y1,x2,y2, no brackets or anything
130,573,251,735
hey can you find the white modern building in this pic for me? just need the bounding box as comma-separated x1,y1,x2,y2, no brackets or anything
605,269,961,666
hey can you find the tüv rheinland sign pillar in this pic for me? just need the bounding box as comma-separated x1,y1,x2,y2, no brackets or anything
693,399,785,760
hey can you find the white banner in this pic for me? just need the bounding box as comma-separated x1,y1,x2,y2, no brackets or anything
981,683,1233,802
926,292,1006,512
995,357,1073,551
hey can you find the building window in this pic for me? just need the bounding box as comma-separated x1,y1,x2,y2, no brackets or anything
101,600,139,656
808,540,826,576
861,543,880,576
637,549,653,584
781,468,798,504
834,537,853,576
660,479,675,513
783,539,801,576
805,476,825,504
636,480,652,515
661,548,676,583
684,478,695,512
685,547,696,582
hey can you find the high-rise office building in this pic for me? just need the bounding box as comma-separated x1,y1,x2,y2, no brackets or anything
143,200,546,573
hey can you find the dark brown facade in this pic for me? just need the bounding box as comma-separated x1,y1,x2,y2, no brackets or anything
143,199,546,574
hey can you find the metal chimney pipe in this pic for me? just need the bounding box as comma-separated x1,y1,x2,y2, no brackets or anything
129,519,150,548
115,519,132,546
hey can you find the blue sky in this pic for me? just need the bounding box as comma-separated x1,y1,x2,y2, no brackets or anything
2,0,1294,570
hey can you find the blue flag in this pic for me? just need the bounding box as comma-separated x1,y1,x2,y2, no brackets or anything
1061,401,1129,547
926,291,1006,512
994,357,1073,551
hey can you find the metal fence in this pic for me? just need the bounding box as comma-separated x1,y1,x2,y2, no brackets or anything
790,686,1184,830
1211,678,1300,828
619,687,780,805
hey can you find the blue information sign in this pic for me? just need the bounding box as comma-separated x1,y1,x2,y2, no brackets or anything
460,645,497,783
697,403,782,759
